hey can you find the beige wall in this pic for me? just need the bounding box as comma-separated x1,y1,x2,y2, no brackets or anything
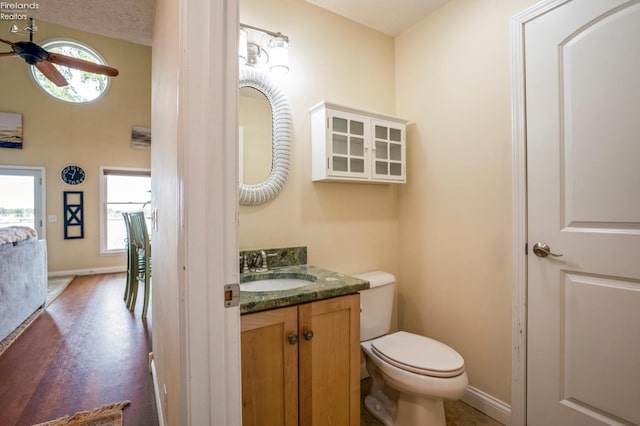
0,21,151,274
395,0,537,403
243,0,542,407
240,0,400,276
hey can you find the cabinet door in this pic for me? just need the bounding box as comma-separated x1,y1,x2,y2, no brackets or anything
241,306,299,426
298,294,360,426
326,111,370,180
371,119,406,182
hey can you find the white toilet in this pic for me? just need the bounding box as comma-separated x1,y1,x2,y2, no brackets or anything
356,271,468,426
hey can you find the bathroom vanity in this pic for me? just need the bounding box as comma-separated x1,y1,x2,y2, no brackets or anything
239,251,368,426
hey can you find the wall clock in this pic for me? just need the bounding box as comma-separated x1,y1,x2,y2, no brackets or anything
60,165,86,185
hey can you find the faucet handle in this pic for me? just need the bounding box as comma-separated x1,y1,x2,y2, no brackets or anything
241,254,249,274
260,250,269,270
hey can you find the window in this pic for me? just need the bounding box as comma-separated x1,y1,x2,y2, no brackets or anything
0,166,45,238
30,39,110,103
101,168,151,253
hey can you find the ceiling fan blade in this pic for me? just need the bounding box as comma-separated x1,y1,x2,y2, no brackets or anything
35,61,68,87
0,38,15,47
48,52,119,77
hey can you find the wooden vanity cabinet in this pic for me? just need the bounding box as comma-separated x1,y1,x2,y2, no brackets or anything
241,294,361,426
241,305,299,426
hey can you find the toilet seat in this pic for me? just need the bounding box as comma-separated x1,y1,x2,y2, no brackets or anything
371,331,465,378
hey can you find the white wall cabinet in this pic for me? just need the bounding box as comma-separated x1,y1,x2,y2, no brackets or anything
310,101,408,183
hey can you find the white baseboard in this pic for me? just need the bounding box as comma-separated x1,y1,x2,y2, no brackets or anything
48,266,127,278
149,353,166,426
461,385,511,425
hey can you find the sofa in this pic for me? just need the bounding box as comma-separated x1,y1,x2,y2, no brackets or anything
0,226,47,342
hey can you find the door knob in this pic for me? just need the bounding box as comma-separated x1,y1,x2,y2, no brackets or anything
303,330,314,341
532,242,563,258
288,334,298,345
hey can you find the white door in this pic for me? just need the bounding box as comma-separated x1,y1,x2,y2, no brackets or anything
0,166,45,238
525,1,640,425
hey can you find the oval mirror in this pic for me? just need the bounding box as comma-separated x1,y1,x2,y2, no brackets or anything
240,87,272,185
239,68,291,205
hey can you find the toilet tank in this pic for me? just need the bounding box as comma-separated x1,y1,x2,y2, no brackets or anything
355,271,396,342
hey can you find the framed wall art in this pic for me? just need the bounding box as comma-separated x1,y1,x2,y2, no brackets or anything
131,126,151,150
63,191,84,239
0,112,23,150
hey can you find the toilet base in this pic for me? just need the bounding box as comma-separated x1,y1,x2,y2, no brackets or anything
396,393,446,426
364,391,446,426
364,393,394,426
364,358,448,426
362,342,460,426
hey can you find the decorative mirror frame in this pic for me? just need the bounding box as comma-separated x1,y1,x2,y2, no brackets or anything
239,68,291,205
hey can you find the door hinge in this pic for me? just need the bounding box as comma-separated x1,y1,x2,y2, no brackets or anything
224,283,240,308
525,242,528,255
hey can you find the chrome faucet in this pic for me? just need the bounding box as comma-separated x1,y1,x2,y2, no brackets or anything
240,250,272,273
254,250,269,272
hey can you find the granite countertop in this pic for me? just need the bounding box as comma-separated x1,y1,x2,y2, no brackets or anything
240,265,370,314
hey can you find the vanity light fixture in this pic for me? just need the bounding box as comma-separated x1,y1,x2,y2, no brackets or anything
239,23,290,74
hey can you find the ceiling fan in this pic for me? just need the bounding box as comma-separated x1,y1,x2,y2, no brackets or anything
0,20,119,87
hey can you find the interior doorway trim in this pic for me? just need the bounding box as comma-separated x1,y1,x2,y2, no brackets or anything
510,1,570,425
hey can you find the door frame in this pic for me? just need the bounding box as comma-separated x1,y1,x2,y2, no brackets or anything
175,0,241,423
510,1,571,425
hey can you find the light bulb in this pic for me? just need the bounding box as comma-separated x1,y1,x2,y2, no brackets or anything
238,28,248,65
269,37,289,74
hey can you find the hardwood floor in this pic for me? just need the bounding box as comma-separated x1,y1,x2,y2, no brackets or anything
0,273,158,426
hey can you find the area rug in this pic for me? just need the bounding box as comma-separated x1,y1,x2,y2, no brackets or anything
32,401,130,426
0,275,75,357
47,275,76,305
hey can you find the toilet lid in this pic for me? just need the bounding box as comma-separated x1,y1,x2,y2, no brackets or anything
371,331,465,378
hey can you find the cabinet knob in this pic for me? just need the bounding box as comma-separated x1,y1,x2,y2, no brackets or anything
288,333,298,345
303,330,314,341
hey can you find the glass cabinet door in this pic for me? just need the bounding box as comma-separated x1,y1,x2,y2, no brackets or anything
371,120,405,181
327,111,369,179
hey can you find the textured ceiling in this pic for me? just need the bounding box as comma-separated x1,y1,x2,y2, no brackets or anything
29,0,156,46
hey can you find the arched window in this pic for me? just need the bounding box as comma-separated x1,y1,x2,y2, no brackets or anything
30,39,111,103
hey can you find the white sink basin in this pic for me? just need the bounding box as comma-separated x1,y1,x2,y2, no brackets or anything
240,278,313,292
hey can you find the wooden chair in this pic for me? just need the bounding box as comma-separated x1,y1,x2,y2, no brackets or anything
128,211,151,318
122,212,139,309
